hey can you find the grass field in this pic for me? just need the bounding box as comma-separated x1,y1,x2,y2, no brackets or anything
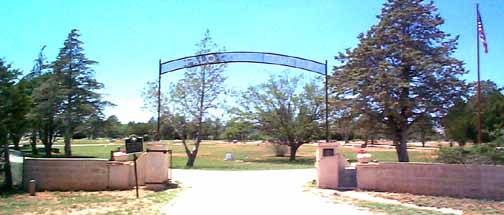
22,140,436,170
0,185,180,215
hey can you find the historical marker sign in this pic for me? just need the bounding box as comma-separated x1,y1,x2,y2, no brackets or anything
125,137,144,154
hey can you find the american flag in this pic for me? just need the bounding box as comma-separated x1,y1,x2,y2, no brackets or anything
477,7,488,53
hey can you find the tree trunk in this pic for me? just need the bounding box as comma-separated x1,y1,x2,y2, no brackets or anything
186,152,197,167
289,143,299,161
44,143,52,156
3,141,13,190
185,140,199,167
363,135,368,148
39,127,52,156
30,131,38,155
421,131,426,147
64,120,72,157
12,135,20,150
184,66,206,168
343,130,350,144
395,130,409,162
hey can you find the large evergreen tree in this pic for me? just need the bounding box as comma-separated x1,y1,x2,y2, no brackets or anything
0,58,30,188
30,73,62,156
0,58,20,189
52,29,107,157
331,0,466,162
27,46,63,156
24,46,49,155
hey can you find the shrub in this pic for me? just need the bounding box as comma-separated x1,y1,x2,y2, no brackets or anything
269,143,288,157
437,136,504,165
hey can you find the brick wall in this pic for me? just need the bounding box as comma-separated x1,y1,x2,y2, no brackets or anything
356,162,504,200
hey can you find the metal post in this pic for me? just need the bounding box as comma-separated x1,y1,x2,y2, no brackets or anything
157,60,162,142
168,150,173,184
325,60,329,143
476,4,482,144
133,153,139,198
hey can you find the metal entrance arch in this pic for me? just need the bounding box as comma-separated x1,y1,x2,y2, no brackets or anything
156,51,329,142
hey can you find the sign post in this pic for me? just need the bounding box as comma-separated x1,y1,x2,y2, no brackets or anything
133,153,139,198
124,136,144,198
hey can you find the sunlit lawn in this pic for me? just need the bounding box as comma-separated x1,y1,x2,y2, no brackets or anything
22,140,436,170
0,185,181,215
164,141,436,170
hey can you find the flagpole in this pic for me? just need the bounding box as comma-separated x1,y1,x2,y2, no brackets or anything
476,3,482,144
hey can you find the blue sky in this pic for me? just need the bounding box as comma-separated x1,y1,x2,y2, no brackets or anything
1,0,502,123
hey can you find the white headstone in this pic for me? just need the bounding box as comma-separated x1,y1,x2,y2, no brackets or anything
224,152,234,161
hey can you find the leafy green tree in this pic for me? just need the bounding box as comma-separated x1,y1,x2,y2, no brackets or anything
355,113,384,147
0,66,31,152
126,121,155,137
238,73,323,161
6,81,31,150
480,83,504,139
409,113,436,147
80,113,104,139
142,82,183,140
168,30,227,167
52,29,107,156
222,117,256,141
0,58,22,189
201,118,224,140
443,81,504,145
23,46,50,155
332,101,356,143
103,115,124,138
30,73,62,155
332,0,466,162
437,136,504,165
157,114,177,140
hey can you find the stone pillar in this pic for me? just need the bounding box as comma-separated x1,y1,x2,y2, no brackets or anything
145,143,171,184
316,142,341,189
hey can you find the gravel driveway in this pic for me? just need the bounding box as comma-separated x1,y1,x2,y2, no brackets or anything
161,169,370,215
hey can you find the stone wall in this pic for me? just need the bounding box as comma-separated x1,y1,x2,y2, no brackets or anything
24,158,110,191
23,148,171,191
356,162,504,200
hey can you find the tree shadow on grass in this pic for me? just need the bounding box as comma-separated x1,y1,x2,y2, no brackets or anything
0,187,25,198
145,182,180,192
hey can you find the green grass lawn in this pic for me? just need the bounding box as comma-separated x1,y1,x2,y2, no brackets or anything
165,141,435,170
22,140,436,170
22,145,119,159
54,138,120,145
0,186,181,215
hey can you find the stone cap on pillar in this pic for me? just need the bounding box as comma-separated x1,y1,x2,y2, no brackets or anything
316,142,340,160
147,142,169,151
315,142,340,148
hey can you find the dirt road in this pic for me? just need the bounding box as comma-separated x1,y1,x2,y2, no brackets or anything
161,169,370,215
